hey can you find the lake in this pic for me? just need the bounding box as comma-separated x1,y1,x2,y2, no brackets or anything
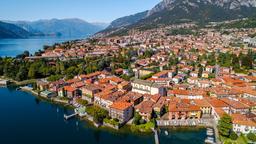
0,37,82,57
0,87,207,144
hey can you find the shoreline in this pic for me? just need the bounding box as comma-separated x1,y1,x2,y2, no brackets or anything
19,86,211,130
1,78,218,143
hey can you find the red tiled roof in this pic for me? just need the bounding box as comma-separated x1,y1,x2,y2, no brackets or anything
206,97,229,108
64,86,76,92
221,98,250,109
110,101,133,111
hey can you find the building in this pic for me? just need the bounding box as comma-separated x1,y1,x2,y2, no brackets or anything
109,101,133,123
36,80,49,91
193,99,212,115
40,90,57,98
168,89,206,100
135,100,155,121
0,79,10,86
221,98,250,114
232,114,256,134
118,92,143,106
131,79,166,96
168,99,202,120
94,91,124,110
81,85,101,103
59,86,79,98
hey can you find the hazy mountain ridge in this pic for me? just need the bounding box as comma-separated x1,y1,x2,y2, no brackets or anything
107,11,148,29
3,18,107,38
0,21,30,39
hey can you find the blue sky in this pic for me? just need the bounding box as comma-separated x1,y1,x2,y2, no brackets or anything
0,0,161,23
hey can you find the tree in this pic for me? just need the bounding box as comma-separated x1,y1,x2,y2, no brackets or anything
198,66,204,78
133,112,142,125
15,66,28,81
247,132,256,142
28,65,36,79
230,131,238,140
218,114,233,137
86,106,108,124
241,54,253,69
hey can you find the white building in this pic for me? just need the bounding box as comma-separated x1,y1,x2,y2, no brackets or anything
131,79,166,96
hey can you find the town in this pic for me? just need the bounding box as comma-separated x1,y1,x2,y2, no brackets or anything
1,21,256,144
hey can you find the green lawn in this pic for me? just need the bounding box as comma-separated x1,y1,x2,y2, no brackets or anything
222,135,248,144
131,122,154,133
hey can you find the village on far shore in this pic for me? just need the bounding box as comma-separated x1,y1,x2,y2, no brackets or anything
1,21,256,144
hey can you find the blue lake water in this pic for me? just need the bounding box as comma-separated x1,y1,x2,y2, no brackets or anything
0,37,207,143
0,37,82,57
0,87,207,144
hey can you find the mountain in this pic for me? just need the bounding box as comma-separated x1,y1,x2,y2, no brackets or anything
8,18,106,37
10,21,45,36
148,0,256,16
100,0,256,36
107,11,148,29
91,22,109,29
0,21,30,39
136,0,256,27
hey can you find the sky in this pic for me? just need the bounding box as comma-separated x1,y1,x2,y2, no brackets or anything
0,0,161,23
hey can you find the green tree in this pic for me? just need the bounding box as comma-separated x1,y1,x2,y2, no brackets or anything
28,65,36,79
198,65,204,78
218,114,233,137
133,112,142,125
15,66,28,81
247,132,256,142
230,131,238,140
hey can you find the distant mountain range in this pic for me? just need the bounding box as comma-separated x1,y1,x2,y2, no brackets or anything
99,0,256,36
0,21,30,39
0,18,108,39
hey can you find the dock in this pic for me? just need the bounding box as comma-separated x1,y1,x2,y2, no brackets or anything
64,113,77,120
152,128,160,144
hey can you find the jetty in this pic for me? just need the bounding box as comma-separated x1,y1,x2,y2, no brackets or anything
64,113,77,120
152,128,160,144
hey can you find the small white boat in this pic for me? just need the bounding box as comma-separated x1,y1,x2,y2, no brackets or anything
165,130,169,136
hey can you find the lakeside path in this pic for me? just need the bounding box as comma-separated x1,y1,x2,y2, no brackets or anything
0,76,37,86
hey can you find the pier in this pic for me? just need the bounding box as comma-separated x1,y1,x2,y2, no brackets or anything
64,113,77,120
152,128,160,144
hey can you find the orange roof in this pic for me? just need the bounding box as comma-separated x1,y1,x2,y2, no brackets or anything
152,70,170,78
135,100,155,113
110,101,133,111
118,81,129,87
231,113,247,121
222,76,247,87
238,98,256,107
193,99,211,107
64,86,76,92
233,120,256,127
169,89,189,96
244,76,256,81
221,98,250,109
232,114,256,126
206,97,229,108
214,108,227,117
82,71,101,79
66,78,80,84
109,77,124,83
169,99,201,112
